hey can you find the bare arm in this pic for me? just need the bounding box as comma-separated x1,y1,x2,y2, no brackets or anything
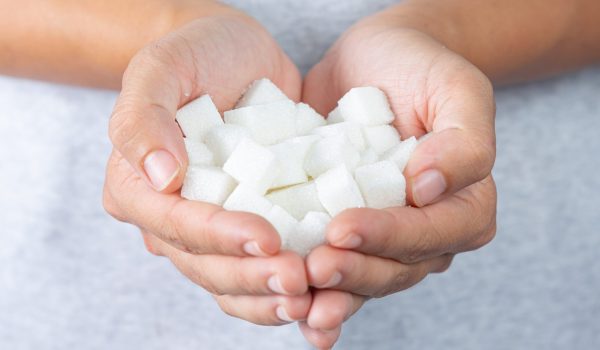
0,0,228,88
377,0,600,83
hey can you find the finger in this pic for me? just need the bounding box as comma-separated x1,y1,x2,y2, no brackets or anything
326,176,497,263
109,40,189,193
146,234,307,296
402,60,496,206
307,246,453,297
298,322,341,350
104,151,281,257
306,290,365,331
214,293,311,326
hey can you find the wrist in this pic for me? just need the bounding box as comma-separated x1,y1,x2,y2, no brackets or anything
167,1,242,30
368,3,464,55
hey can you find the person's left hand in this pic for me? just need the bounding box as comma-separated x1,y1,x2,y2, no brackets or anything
298,10,498,349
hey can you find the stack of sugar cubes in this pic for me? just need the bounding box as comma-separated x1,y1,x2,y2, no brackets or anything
177,78,418,257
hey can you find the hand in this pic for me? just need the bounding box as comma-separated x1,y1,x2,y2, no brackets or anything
300,13,497,349
103,9,312,325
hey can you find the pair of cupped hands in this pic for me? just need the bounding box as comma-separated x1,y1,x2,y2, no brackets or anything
103,4,497,349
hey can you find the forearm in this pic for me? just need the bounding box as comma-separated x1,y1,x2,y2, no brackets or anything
0,0,229,89
382,0,600,84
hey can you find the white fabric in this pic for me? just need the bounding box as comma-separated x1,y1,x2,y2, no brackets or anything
1,0,600,348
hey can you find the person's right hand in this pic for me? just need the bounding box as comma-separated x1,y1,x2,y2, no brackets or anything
103,5,312,325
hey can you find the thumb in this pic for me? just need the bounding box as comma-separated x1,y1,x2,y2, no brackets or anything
405,74,496,207
108,46,189,193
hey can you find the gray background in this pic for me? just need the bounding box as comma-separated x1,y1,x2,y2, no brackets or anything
1,0,599,349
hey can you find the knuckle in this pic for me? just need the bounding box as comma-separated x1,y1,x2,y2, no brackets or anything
102,185,125,222
161,200,193,252
433,255,455,274
215,296,236,317
466,137,496,181
234,261,255,294
108,105,146,155
141,233,161,256
403,227,438,264
197,271,225,296
480,221,498,248
373,270,410,298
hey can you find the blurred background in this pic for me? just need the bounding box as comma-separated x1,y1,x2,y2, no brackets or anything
1,0,599,349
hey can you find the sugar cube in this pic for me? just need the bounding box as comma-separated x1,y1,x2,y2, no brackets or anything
354,160,406,208
337,87,394,126
295,103,326,135
223,138,278,194
224,100,296,145
315,165,365,217
181,166,237,205
269,135,320,189
266,181,326,220
311,122,366,151
235,78,289,108
359,148,379,166
223,184,273,217
184,139,215,166
265,205,298,246
204,124,251,166
363,125,401,154
382,136,418,172
176,94,224,140
327,106,344,124
304,134,360,178
285,212,331,257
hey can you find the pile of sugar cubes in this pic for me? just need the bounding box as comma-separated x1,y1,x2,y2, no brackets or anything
177,79,418,257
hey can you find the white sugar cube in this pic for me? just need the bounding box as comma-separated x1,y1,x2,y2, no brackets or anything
359,148,379,166
223,138,278,194
184,139,215,166
382,136,418,172
295,103,326,135
363,125,401,154
235,78,289,108
269,135,320,189
224,100,296,145
181,166,236,205
304,134,360,178
285,212,331,257
266,181,326,220
337,87,394,126
204,124,251,166
327,106,344,124
223,184,273,217
315,165,365,217
311,122,366,151
354,160,406,209
176,95,224,140
265,205,298,246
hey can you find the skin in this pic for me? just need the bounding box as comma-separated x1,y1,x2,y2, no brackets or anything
2,0,600,349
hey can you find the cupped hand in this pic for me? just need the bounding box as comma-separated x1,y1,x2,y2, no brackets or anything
103,9,311,325
300,14,497,349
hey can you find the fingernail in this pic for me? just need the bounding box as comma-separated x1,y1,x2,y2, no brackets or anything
333,234,362,249
276,305,295,323
317,272,342,289
412,169,446,206
243,241,268,257
268,275,289,295
144,149,180,191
